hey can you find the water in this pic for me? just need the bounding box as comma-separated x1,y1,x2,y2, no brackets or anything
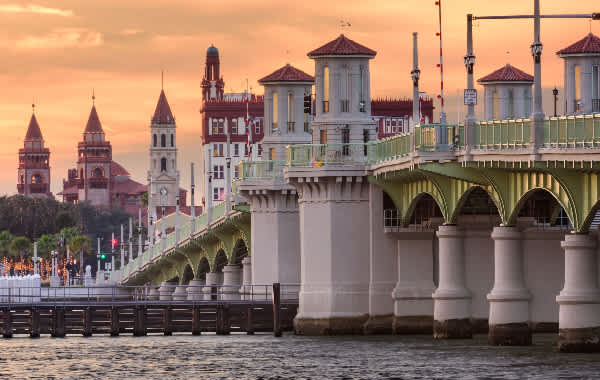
0,333,599,379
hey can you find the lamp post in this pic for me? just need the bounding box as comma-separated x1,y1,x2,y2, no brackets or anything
552,87,559,117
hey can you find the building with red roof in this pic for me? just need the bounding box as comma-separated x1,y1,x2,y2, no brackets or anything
478,64,533,120
557,33,600,114
18,108,52,198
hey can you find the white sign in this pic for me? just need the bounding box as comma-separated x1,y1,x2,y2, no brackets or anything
464,89,477,105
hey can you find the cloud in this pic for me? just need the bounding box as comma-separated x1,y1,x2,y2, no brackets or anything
0,3,73,16
120,29,143,36
15,28,103,49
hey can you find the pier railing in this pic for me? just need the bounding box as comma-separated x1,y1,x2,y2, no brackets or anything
543,113,600,147
238,160,286,181
474,119,530,150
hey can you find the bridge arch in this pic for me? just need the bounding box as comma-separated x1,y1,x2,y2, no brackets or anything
181,264,194,285
213,249,228,273
230,239,248,265
449,185,501,224
196,257,210,281
507,187,574,228
403,193,444,226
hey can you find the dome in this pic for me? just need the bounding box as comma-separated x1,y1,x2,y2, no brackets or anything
207,45,219,56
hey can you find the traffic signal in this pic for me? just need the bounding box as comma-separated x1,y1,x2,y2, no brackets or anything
100,253,106,260
303,94,312,114
111,238,118,249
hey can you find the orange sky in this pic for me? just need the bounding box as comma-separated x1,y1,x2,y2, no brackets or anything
1,0,598,198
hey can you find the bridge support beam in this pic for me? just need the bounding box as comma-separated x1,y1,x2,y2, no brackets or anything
557,233,600,352
433,225,472,339
392,232,436,334
488,226,531,346
288,169,370,335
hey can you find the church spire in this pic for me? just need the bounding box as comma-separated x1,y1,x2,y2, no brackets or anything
152,89,175,124
25,108,43,141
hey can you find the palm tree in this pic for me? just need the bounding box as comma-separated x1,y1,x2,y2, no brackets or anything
0,230,14,258
69,235,91,277
9,237,32,271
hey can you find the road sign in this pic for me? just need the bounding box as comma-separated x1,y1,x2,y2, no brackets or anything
464,89,477,105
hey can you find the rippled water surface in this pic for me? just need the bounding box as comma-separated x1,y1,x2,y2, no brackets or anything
0,333,599,379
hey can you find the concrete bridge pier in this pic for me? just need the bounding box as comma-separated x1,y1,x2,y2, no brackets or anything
288,169,370,335
159,281,176,301
392,231,436,334
433,225,472,339
222,265,242,300
172,284,188,301
557,233,600,352
187,279,205,301
203,272,222,301
239,257,252,298
487,226,531,346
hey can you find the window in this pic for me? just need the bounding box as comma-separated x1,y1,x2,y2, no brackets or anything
153,134,157,147
213,165,224,179
359,65,366,112
323,66,330,113
213,187,224,201
269,148,276,160
342,128,349,156
341,99,349,112
575,65,582,111
212,119,219,134
319,129,327,156
304,113,310,133
171,134,174,147
231,119,238,135
244,144,249,157
92,167,103,178
213,144,224,157
363,129,369,156
493,91,499,120
161,134,166,147
257,144,263,157
233,143,239,156
234,166,239,179
287,92,294,132
161,158,167,172
255,119,262,135
31,174,43,184
524,88,530,116
508,90,514,119
272,92,278,132
593,65,599,112
218,119,224,134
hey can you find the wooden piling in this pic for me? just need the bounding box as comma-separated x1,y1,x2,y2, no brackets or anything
191,306,201,335
30,308,40,338
272,283,281,337
110,307,119,336
163,306,172,336
52,308,65,338
2,309,12,338
216,304,230,335
83,307,92,337
134,306,146,336
246,306,254,335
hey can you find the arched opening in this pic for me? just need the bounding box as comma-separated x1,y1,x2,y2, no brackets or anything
196,257,210,282
92,167,104,178
515,189,571,228
170,134,174,147
161,158,167,172
457,187,499,216
80,168,84,180
213,249,228,273
231,239,248,265
153,134,157,147
406,193,443,227
181,264,194,285
161,134,166,147
31,173,43,184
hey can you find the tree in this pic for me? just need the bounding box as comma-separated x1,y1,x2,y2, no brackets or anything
0,230,14,257
36,234,58,259
69,235,91,276
9,236,32,263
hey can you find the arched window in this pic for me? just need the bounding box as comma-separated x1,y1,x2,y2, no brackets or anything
272,92,278,132
153,134,157,147
161,157,167,172
92,167,104,178
171,134,174,147
31,174,43,184
80,168,84,180
19,174,24,184
161,134,166,147
323,66,330,112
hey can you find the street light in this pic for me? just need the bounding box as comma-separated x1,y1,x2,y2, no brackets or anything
552,87,559,117
464,54,475,74
530,42,543,63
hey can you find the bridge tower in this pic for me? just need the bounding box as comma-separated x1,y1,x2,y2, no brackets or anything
238,64,314,288
147,88,179,225
286,35,378,334
18,108,51,198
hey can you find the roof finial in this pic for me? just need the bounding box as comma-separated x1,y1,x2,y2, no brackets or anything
32,103,35,114
92,88,95,105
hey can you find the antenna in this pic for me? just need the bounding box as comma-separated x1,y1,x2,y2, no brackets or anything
92,89,95,105
161,70,164,90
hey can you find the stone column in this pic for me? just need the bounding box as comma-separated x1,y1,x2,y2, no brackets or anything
432,225,472,338
203,272,221,300
487,226,531,345
158,281,175,301
288,169,370,335
240,256,252,297
393,231,436,334
364,185,397,334
148,286,160,300
222,264,242,300
187,278,205,300
172,284,188,301
556,233,600,352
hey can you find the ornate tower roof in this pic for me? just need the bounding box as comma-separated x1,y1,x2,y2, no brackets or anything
207,45,219,56
478,64,534,83
557,33,600,56
25,113,43,141
84,105,104,134
152,89,175,124
308,34,377,58
258,64,315,83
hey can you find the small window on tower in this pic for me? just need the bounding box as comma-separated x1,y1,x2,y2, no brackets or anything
161,134,166,147
171,134,174,147
92,167,103,178
153,134,157,147
31,174,43,184
161,158,167,172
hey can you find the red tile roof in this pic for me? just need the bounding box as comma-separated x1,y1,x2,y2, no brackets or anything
478,64,533,83
152,89,175,124
84,105,104,133
25,113,43,141
111,161,130,176
308,34,376,57
258,64,314,83
58,184,78,196
112,178,146,195
557,33,600,55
